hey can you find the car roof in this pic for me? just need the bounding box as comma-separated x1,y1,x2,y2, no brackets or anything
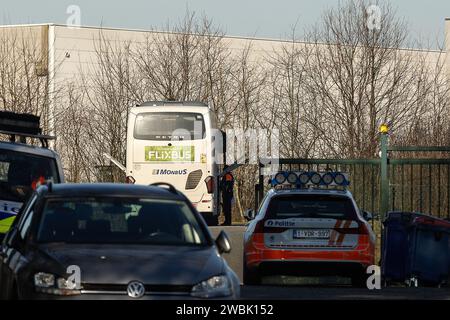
0,140,59,158
38,183,187,200
268,187,353,198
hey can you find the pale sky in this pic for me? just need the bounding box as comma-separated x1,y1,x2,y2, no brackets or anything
2,0,449,47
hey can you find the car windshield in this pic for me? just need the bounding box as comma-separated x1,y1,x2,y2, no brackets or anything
37,197,208,245
0,149,59,202
134,112,205,141
267,194,357,220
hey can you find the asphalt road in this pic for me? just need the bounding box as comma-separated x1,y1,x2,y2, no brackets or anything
210,225,450,300
210,226,245,281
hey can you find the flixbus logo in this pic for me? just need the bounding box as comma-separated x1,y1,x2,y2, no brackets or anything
152,169,188,175
145,146,194,162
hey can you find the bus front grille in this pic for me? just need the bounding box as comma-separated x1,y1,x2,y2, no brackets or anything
185,169,203,190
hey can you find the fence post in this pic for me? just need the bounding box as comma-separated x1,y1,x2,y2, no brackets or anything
380,124,389,219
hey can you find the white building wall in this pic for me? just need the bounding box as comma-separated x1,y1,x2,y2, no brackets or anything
445,18,450,81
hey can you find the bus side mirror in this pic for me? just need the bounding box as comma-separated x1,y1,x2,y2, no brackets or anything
244,209,256,221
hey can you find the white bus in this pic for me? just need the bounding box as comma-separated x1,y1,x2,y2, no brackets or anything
126,101,220,225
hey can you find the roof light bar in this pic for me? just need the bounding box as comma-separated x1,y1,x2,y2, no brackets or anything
0,111,55,148
270,171,350,188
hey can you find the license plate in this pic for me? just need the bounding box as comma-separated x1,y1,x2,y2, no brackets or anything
293,229,331,239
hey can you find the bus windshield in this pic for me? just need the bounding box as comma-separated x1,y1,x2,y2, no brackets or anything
134,112,205,141
0,149,59,202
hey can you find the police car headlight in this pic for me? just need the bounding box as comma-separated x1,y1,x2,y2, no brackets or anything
310,172,321,184
274,172,286,185
322,172,334,185
287,172,298,184
191,275,232,298
298,172,310,184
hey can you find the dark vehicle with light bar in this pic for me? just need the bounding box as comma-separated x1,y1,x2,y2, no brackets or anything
0,182,240,300
0,111,64,239
243,171,376,286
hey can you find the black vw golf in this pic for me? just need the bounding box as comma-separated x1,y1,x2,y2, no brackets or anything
0,183,239,300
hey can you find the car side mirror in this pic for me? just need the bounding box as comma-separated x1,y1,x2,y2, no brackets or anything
215,231,231,254
244,209,256,221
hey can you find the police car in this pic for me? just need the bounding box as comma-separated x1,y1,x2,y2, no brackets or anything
0,111,64,239
243,171,376,286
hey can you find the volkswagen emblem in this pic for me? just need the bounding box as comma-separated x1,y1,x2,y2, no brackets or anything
127,281,145,299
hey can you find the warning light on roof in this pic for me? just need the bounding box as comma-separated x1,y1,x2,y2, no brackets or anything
287,172,298,184
270,171,350,189
274,172,286,184
379,124,389,134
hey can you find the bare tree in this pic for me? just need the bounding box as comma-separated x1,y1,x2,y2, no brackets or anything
0,27,53,135
77,31,144,182
304,0,434,158
265,29,323,158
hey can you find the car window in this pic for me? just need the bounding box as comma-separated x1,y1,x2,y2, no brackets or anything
36,197,208,246
267,194,357,220
0,149,59,202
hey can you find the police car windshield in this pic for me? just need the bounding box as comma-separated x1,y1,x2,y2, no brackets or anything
134,112,205,141
0,149,59,202
37,197,209,246
267,195,357,220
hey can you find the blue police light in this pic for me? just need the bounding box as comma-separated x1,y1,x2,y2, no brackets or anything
309,172,321,184
271,171,350,189
334,172,349,186
298,172,310,184
274,172,286,185
322,172,334,185
286,172,298,184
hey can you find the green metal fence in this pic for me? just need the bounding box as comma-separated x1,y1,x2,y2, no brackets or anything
274,159,381,215
258,131,450,220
